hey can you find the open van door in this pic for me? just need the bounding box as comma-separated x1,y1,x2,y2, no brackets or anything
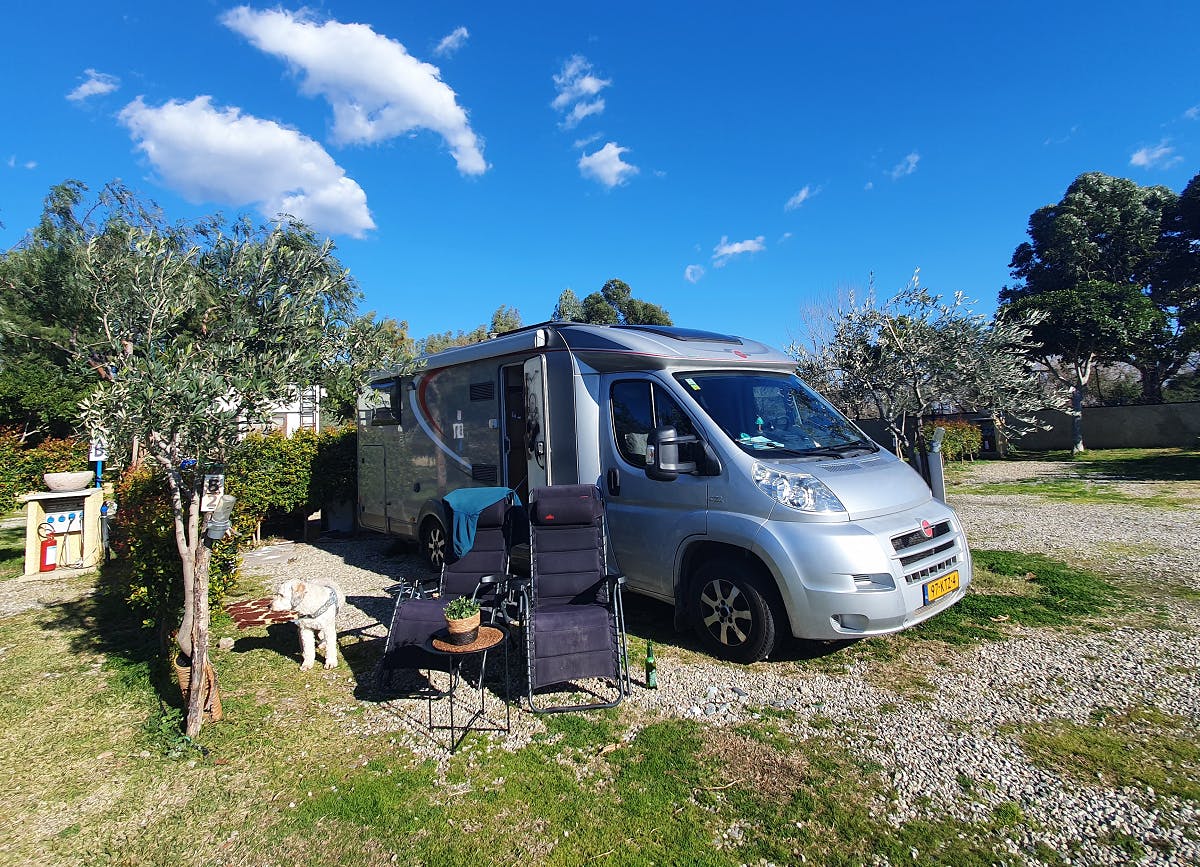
524,356,551,489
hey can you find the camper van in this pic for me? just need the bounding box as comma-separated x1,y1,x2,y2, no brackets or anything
358,322,970,662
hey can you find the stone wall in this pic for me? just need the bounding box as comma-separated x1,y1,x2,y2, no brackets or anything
853,403,1200,453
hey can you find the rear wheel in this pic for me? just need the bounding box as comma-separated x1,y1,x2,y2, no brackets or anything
689,557,782,663
420,517,447,570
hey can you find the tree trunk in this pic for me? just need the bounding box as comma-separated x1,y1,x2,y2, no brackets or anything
1070,384,1085,453
162,465,222,737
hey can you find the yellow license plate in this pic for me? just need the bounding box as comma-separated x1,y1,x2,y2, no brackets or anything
923,570,960,605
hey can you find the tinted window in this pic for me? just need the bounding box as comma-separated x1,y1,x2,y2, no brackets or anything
611,380,702,467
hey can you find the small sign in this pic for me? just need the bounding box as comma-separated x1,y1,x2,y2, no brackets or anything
89,436,108,462
452,422,465,440
201,474,225,512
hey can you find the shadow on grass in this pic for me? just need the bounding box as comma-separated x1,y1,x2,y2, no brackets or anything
36,559,179,715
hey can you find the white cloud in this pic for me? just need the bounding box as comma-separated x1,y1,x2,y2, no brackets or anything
67,69,119,102
572,132,602,150
221,6,486,175
889,152,920,179
1130,139,1183,169
684,264,704,284
864,181,874,191
1184,104,1200,121
778,231,793,243
433,26,469,57
578,142,638,188
7,156,37,170
784,184,820,211
119,96,375,237
552,55,611,129
712,235,765,268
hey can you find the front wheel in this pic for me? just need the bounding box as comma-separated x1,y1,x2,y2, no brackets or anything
420,517,447,571
689,557,782,663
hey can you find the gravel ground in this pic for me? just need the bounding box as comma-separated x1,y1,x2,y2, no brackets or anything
7,459,1198,864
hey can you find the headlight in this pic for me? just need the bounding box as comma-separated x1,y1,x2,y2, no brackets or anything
753,462,845,513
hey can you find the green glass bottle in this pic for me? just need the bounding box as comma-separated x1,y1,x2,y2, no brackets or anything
645,640,658,689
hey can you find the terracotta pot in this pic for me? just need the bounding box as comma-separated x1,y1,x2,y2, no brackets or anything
444,610,481,645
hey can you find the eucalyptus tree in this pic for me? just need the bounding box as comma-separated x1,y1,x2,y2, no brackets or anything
77,214,358,736
793,274,1056,468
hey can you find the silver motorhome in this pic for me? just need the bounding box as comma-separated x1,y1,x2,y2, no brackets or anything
358,323,970,661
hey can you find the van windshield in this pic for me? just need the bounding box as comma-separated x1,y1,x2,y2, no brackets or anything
674,371,877,458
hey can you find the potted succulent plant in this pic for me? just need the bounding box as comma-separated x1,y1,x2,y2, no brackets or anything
443,597,482,645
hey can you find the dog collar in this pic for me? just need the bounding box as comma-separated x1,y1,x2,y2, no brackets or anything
297,586,339,621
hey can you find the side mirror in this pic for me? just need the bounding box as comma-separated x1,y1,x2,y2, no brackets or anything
646,425,698,482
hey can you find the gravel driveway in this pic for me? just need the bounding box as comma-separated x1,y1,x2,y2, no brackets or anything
183,461,1200,863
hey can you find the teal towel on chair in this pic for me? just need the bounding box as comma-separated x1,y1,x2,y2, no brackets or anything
444,487,519,557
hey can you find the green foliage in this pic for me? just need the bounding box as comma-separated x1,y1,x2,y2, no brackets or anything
555,279,673,325
442,596,480,620
416,305,524,355
111,464,239,626
225,425,357,535
795,274,1056,456
923,418,983,462
1001,170,1200,408
0,427,89,513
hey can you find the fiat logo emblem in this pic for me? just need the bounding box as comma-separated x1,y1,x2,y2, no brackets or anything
920,519,934,538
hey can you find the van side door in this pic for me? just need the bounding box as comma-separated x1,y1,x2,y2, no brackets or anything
601,375,708,600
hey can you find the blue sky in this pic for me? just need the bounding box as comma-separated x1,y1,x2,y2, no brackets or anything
3,2,1198,351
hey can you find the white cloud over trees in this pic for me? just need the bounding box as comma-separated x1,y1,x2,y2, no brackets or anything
221,6,487,175
119,96,375,237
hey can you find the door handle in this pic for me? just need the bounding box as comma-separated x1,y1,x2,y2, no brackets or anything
607,467,620,497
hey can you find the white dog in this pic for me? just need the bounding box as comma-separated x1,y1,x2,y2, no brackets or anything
271,579,346,670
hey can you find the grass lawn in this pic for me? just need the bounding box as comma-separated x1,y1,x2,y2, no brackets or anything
0,571,1057,867
946,448,1200,507
0,521,25,580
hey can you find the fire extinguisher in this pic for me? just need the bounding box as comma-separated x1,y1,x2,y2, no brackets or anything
39,525,57,572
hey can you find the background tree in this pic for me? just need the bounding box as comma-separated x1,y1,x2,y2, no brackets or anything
1000,172,1189,431
794,273,1057,471
72,207,357,736
554,279,672,325
415,305,524,354
321,314,414,422
999,172,1178,449
1149,171,1200,398
0,181,155,439
551,288,585,321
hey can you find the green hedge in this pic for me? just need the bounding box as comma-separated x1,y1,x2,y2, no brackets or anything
111,425,357,629
0,428,90,513
922,418,983,462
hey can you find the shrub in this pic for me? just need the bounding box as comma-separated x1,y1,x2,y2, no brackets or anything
0,427,90,513
923,418,983,462
111,464,238,631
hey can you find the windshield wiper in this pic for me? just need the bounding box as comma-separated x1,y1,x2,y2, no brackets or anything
798,441,879,458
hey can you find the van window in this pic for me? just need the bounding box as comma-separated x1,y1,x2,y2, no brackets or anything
611,380,701,467
676,371,875,457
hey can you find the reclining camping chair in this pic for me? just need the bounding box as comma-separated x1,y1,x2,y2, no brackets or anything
521,484,630,713
379,488,517,692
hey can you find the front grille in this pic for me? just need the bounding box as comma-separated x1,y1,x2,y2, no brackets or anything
891,520,951,552
905,554,959,585
899,539,955,568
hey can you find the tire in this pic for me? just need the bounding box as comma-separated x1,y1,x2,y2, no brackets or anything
689,556,782,663
420,517,447,570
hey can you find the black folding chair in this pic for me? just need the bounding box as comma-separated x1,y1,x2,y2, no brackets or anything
379,490,517,693
520,484,630,713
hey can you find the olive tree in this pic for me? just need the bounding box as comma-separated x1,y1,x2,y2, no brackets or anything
78,215,356,736
793,273,1058,471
